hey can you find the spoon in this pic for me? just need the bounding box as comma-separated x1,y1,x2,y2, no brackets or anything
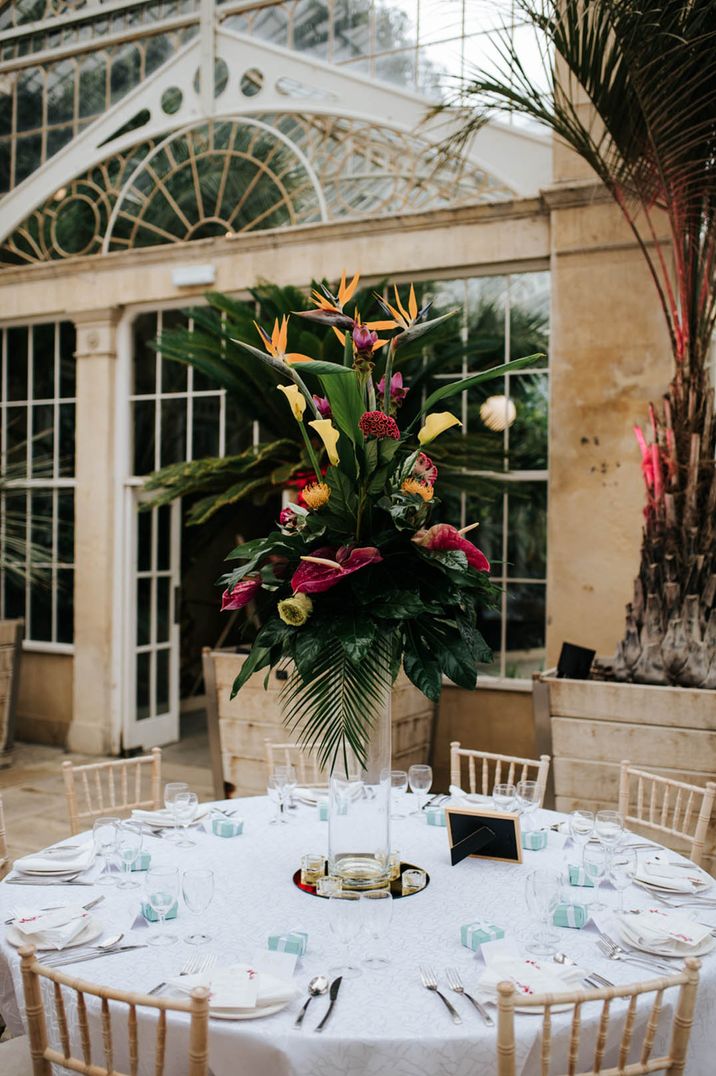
293,975,329,1029
553,952,612,988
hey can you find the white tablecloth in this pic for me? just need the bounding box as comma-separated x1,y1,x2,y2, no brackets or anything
1,797,715,1075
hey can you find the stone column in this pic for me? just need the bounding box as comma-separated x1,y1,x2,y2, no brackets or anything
67,308,121,755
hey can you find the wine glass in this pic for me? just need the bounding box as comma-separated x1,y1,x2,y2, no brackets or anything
327,892,363,979
569,810,595,865
595,810,624,861
145,866,179,946
283,764,298,810
408,764,432,815
360,890,393,969
115,821,143,889
610,847,637,913
267,774,287,824
493,783,517,812
173,792,199,848
164,782,189,842
583,843,609,911
182,869,215,945
92,816,120,886
524,868,561,956
515,780,541,831
390,770,408,819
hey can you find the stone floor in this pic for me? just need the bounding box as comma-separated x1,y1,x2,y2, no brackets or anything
0,714,214,863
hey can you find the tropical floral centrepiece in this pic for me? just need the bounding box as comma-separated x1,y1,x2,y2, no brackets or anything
221,273,540,773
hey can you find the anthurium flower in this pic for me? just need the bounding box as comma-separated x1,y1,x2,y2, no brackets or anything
221,576,263,610
278,383,307,421
254,315,313,365
417,411,462,445
309,419,340,466
278,593,313,627
412,524,490,572
292,545,383,595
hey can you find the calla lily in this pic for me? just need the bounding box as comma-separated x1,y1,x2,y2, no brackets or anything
417,411,462,445
278,383,307,421
309,419,340,466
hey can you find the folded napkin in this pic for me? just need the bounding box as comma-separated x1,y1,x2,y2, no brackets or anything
131,803,213,826
477,953,584,1003
168,964,298,1011
11,905,90,950
13,842,95,876
618,908,711,952
294,788,327,806
635,855,707,893
448,784,493,806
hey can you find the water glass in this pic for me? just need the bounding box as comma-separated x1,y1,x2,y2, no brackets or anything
182,868,214,945
583,843,609,911
610,847,637,913
115,821,143,889
173,792,199,848
515,780,541,831
408,764,432,815
390,770,409,819
524,868,561,955
164,782,189,842
361,890,393,969
327,892,363,979
145,866,179,946
493,783,517,813
92,816,120,886
569,810,595,864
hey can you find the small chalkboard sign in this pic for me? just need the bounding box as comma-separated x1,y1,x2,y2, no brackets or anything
445,807,522,866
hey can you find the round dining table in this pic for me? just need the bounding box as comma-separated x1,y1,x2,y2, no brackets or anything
1,795,715,1076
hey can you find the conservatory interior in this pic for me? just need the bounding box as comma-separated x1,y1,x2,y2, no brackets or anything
0,1,714,1074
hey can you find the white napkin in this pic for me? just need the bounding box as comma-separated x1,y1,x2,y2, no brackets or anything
448,784,493,806
635,855,707,893
10,906,90,950
294,788,326,806
477,953,584,1003
168,963,298,1011
13,842,95,875
619,909,711,951
131,803,213,826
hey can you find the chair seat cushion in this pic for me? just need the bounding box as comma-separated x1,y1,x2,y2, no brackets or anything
0,1034,32,1075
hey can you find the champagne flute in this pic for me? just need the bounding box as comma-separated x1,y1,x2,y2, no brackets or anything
327,892,363,979
182,869,215,945
360,890,393,969
524,868,561,956
115,821,143,889
145,866,179,946
390,770,408,819
610,847,637,913
583,843,609,912
408,764,432,815
595,810,624,864
92,816,120,886
173,792,199,848
267,773,288,824
515,780,541,832
164,782,189,842
569,810,595,865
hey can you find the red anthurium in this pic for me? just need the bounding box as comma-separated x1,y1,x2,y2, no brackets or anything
291,545,383,595
412,524,490,573
221,576,263,610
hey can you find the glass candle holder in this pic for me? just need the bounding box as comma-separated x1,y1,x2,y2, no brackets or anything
316,875,343,897
402,868,427,894
388,851,401,881
301,854,326,886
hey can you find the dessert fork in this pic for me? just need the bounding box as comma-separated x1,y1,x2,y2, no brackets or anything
419,966,462,1025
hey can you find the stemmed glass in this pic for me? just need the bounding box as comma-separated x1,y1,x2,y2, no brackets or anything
327,892,363,979
569,810,595,865
145,866,179,946
595,810,624,866
583,843,609,912
390,770,409,819
610,847,637,913
515,780,541,831
182,869,215,945
283,764,298,810
267,774,288,824
524,868,561,956
173,792,199,848
92,816,120,886
408,765,432,815
360,890,393,969
493,783,517,812
164,782,189,842
115,821,143,889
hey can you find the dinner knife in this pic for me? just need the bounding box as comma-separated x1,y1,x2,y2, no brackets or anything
314,976,342,1032
3,879,96,887
43,945,148,969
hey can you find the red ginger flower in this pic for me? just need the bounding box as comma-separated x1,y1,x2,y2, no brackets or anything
412,523,490,573
358,410,400,440
221,576,262,610
291,545,383,595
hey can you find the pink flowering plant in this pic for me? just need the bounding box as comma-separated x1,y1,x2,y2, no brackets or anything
221,273,541,769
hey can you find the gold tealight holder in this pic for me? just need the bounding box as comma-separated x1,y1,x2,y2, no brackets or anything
401,868,427,895
301,854,325,886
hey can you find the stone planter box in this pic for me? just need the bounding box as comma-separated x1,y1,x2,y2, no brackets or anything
538,669,716,873
203,647,435,798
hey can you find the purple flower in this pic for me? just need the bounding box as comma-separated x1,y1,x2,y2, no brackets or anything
377,371,409,407
313,395,332,419
352,324,378,356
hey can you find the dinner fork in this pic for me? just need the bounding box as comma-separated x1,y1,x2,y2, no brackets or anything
419,967,462,1025
445,967,493,1025
147,952,217,997
597,938,673,974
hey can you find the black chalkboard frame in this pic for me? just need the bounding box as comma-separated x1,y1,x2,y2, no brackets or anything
445,806,523,865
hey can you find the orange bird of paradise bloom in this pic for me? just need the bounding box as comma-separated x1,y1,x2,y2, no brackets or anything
380,283,420,331
253,315,313,365
309,271,398,345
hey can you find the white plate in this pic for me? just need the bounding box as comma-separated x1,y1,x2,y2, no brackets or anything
635,876,712,896
6,916,102,951
209,1001,288,1021
617,920,716,959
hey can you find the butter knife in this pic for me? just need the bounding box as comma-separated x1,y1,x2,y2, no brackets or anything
315,976,342,1032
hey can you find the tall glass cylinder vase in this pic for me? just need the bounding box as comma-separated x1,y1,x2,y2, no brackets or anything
327,683,391,890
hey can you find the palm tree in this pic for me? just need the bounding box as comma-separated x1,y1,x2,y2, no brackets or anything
443,0,716,687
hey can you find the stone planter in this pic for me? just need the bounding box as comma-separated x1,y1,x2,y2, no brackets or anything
203,647,435,798
538,669,716,872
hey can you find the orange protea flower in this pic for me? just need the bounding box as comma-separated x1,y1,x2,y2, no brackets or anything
302,482,331,509
254,315,313,365
401,478,434,502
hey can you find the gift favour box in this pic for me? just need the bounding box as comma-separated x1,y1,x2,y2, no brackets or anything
568,864,595,887
141,900,178,923
522,830,548,851
268,930,308,956
426,805,447,827
460,921,505,950
553,902,589,929
131,851,151,871
212,817,244,837
318,799,347,821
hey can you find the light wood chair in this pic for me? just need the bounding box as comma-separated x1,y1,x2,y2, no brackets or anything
19,944,209,1076
62,749,162,835
450,742,551,806
618,761,716,867
264,740,327,786
0,792,8,875
497,958,701,1076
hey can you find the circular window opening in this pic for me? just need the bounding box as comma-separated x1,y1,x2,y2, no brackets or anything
240,68,264,97
52,195,100,257
193,59,230,99
161,86,183,115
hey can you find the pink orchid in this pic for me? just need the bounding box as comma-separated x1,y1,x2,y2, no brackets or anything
377,371,409,406
291,545,383,595
221,576,262,610
412,523,490,573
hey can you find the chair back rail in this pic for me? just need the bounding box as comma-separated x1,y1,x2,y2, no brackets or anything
450,742,551,806
618,761,716,867
264,740,327,786
62,749,162,835
19,944,209,1076
0,792,7,875
496,958,700,1076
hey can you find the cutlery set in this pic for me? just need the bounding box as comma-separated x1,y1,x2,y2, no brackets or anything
596,931,674,974
294,976,342,1031
148,953,218,997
